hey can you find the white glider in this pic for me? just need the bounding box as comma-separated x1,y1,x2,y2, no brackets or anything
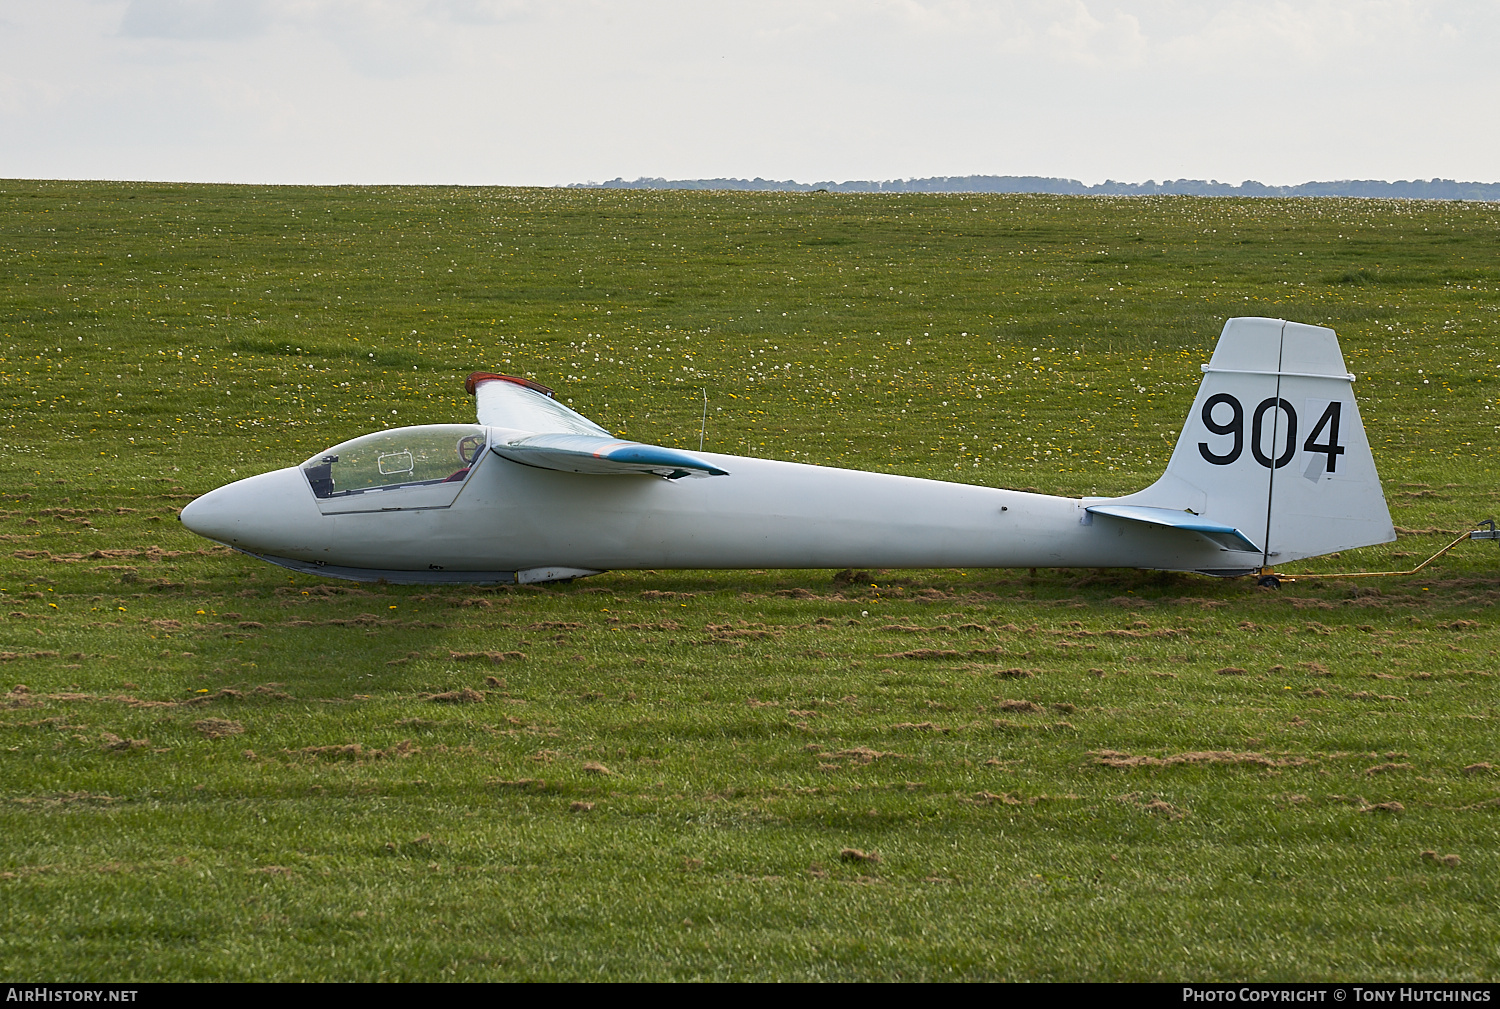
180,317,1394,585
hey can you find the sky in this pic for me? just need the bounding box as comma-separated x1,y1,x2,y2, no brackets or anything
0,0,1495,187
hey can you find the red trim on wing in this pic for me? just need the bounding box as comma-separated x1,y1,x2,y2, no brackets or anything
464,372,557,398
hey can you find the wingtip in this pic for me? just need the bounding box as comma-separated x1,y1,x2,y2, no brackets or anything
465,372,557,398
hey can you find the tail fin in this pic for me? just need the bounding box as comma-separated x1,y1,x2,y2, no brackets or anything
1113,317,1394,567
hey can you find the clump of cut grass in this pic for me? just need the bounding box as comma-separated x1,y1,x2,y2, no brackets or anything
449,651,526,664
425,688,485,704
192,718,243,739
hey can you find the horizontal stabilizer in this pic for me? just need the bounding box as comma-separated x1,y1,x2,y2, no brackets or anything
492,433,728,479
1086,504,1261,553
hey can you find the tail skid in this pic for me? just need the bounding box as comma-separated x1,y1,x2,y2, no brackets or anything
1103,317,1394,570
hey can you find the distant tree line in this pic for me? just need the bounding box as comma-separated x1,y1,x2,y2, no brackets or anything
570,175,1500,200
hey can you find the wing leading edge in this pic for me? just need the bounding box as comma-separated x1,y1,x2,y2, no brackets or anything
1085,504,1261,553
467,372,728,480
493,433,728,479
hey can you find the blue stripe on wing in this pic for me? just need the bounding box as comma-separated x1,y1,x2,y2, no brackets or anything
600,443,729,476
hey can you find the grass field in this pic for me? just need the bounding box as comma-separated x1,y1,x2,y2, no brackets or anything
2,180,1499,980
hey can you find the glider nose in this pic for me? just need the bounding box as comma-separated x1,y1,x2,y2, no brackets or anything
180,467,321,553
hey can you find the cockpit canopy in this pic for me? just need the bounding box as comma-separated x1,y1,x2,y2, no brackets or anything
301,424,486,513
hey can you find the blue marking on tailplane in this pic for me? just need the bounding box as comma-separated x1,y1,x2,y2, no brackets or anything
1085,504,1261,553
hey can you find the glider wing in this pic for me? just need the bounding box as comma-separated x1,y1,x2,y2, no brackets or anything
467,372,611,436
467,373,727,479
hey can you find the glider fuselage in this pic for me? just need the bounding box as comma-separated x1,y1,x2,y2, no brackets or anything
181,449,1247,582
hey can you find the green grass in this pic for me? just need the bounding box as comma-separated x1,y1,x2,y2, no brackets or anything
2,180,1499,980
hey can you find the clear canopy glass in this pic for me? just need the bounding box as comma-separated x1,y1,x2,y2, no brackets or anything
301,425,486,511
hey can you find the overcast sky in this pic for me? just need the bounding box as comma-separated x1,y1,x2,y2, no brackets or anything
1,1,1494,187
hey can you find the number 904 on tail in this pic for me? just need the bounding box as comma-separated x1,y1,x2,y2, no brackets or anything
1197,393,1345,476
